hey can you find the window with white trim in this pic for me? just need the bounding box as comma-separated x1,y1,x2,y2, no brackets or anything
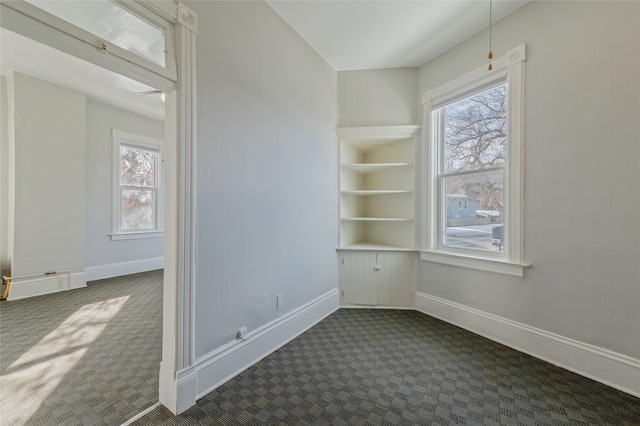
112,130,163,240
421,45,528,276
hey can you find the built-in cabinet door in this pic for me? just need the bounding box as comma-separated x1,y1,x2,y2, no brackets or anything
339,251,416,308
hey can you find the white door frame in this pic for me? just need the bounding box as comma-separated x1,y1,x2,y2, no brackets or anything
0,0,198,414
157,3,198,414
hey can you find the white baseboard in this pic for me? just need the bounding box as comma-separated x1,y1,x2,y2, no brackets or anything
85,257,164,282
416,292,640,398
7,272,86,300
192,288,340,401
341,304,415,310
177,366,197,414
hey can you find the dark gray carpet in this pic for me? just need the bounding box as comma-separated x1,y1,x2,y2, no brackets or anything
0,270,163,426
134,309,640,426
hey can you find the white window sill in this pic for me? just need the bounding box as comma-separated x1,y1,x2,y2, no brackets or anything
110,231,164,241
420,250,530,277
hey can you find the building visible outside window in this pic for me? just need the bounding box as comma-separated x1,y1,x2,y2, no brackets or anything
111,130,163,240
422,45,527,276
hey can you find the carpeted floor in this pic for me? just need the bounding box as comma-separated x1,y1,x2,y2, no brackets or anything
0,270,163,426
3,281,639,426
134,308,640,426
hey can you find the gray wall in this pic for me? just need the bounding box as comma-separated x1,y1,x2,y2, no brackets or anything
186,1,339,357
338,67,419,127
84,97,164,268
0,72,164,282
418,0,640,359
7,72,86,276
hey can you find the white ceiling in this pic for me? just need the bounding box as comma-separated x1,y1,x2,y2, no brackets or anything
0,28,164,121
267,0,529,70
1,1,529,118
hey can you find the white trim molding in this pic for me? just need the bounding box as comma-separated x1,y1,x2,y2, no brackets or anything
178,3,197,33
110,231,164,241
176,366,197,414
336,125,421,141
192,289,339,401
419,250,529,277
416,292,640,398
120,402,161,426
422,44,526,108
7,272,87,300
158,1,198,414
85,257,164,282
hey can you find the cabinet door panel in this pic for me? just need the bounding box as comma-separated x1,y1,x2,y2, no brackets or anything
340,251,375,305
339,251,415,307
376,252,414,307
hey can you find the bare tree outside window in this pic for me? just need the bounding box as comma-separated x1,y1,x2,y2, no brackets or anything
120,145,157,230
440,84,507,251
444,85,507,173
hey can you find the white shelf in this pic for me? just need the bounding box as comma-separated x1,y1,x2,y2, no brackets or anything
341,163,410,173
341,190,412,196
336,125,421,151
337,242,415,252
341,217,413,222
337,125,419,250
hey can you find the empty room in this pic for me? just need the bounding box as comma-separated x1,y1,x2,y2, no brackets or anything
1,1,639,425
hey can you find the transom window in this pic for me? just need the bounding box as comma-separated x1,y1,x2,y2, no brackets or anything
14,0,177,82
26,0,166,66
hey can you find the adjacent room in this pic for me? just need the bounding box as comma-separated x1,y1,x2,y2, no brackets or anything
1,20,166,426
1,0,638,425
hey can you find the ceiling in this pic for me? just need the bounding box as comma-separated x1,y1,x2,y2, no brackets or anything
0,1,530,119
0,28,164,121
267,0,529,70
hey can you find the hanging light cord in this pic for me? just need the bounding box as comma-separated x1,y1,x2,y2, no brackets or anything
488,0,493,70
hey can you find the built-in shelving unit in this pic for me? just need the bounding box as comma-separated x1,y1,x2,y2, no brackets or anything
337,125,420,251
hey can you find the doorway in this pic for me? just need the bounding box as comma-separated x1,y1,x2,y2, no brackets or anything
0,0,196,420
0,26,166,426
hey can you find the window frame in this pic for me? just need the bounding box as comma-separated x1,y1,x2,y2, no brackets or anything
2,0,177,86
421,44,529,277
111,129,164,240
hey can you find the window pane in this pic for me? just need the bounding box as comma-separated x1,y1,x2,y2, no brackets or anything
443,84,507,173
121,189,154,230
27,0,165,66
120,145,156,187
443,170,504,251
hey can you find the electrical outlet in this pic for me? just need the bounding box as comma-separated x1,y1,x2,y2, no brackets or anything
236,326,247,340
276,294,283,309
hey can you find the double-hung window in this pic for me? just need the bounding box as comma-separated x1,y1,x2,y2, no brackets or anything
421,45,528,276
111,130,164,240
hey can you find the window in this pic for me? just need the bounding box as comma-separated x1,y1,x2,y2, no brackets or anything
111,130,163,240
421,45,528,276
11,0,177,82
26,0,167,66
440,83,506,251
